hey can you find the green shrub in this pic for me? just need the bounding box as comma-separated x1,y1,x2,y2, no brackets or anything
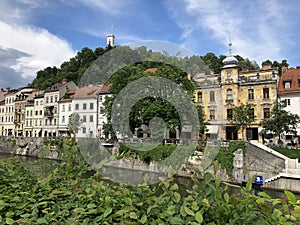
216,140,245,175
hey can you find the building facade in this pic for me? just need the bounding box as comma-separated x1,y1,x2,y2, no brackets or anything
73,86,103,138
278,67,300,140
194,44,278,141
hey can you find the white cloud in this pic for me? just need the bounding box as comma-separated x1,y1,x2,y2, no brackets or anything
166,0,290,65
0,21,76,87
73,0,135,15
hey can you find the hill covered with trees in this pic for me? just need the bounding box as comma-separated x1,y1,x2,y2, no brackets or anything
28,44,273,90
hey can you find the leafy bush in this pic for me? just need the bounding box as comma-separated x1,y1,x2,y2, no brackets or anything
119,143,176,164
0,140,300,224
216,140,245,175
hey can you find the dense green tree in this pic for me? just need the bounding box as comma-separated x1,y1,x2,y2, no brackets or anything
68,113,82,139
230,103,256,140
261,101,300,142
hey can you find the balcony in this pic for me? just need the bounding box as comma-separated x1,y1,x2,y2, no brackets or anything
44,106,54,117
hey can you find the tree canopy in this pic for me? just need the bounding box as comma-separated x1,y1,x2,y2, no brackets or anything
230,103,256,140
261,101,300,141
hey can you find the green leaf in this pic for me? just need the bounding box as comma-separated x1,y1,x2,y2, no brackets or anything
130,212,138,220
184,206,195,216
195,211,203,223
37,218,48,224
204,172,214,185
103,207,112,218
140,214,147,224
224,192,229,203
6,218,15,225
169,216,184,224
285,190,296,203
173,192,181,203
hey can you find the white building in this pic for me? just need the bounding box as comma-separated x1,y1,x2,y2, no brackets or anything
73,86,103,138
97,85,111,138
278,67,300,141
0,100,5,136
4,89,16,136
57,90,75,136
32,93,44,137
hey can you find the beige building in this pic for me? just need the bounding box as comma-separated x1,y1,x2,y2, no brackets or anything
194,43,278,141
43,79,78,137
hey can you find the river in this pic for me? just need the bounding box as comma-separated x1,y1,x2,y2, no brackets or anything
0,152,296,199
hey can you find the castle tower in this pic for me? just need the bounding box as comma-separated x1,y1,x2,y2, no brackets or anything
106,34,115,48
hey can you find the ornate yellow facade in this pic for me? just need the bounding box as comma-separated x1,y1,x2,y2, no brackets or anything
194,48,278,141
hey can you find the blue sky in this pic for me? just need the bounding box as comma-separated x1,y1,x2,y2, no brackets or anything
1,0,300,88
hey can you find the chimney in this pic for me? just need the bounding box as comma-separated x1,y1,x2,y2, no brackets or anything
282,66,288,74
0,88,3,92
6,87,10,92
62,79,67,84
296,66,300,70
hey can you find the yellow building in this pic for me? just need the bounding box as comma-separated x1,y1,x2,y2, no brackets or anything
194,43,278,141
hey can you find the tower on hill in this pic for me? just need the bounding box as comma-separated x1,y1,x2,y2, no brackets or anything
106,34,115,48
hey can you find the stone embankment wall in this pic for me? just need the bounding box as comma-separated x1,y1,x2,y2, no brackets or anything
0,137,59,160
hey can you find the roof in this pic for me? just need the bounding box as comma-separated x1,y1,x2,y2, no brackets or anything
144,68,158,73
278,67,300,94
73,86,103,99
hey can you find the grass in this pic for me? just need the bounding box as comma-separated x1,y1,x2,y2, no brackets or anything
271,146,300,159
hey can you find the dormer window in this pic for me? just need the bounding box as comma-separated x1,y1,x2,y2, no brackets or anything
283,80,291,88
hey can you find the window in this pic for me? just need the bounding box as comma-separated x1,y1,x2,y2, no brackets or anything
40,100,43,105
26,111,29,117
298,79,300,88
209,109,215,120
83,103,87,110
227,109,233,120
89,115,93,122
54,118,56,125
55,95,58,102
36,101,38,106
82,127,86,134
39,110,42,115
39,120,42,126
100,107,104,114
50,96,53,103
99,96,103,102
82,115,86,122
90,103,94,110
227,89,233,100
227,71,232,80
46,96,49,103
263,88,269,99
35,110,38,116
284,80,291,88
210,91,215,102
90,131,93,136
68,104,71,111
62,105,65,112
249,108,255,117
75,104,79,110
62,116,65,123
263,108,270,119
197,92,202,103
45,119,48,125
248,89,254,100
285,99,291,106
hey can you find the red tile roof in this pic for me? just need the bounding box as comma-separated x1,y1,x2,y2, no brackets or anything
278,67,300,94
144,68,158,73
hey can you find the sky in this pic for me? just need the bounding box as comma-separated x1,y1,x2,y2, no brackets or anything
1,0,300,89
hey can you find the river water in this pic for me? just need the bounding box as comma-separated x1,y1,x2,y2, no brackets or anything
0,153,296,199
